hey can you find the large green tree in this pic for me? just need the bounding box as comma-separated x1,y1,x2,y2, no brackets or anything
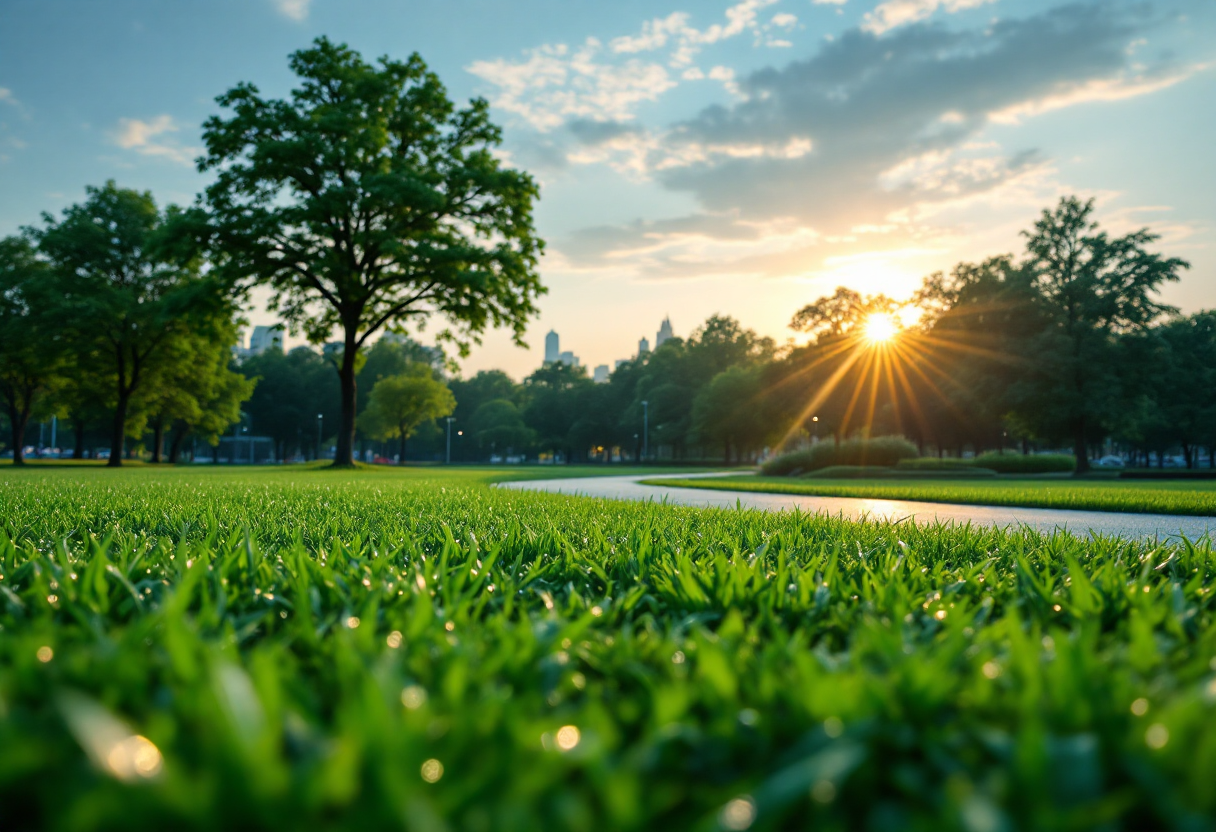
187,38,544,466
31,183,229,466
362,366,455,462
1017,197,1187,472
0,236,66,464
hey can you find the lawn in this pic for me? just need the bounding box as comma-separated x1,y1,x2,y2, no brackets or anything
3,464,1216,830
646,474,1216,517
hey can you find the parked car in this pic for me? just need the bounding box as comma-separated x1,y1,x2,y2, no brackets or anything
1095,455,1125,467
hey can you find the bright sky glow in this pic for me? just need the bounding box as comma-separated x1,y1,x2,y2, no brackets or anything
1,0,1213,378
863,313,899,345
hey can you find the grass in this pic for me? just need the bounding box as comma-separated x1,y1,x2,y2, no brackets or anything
2,464,1216,830
647,474,1216,517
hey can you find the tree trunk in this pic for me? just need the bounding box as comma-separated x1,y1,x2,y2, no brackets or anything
73,417,86,460
7,403,30,466
1072,425,1090,475
399,427,407,465
1182,443,1194,470
151,418,164,464
334,332,358,467
108,392,129,468
168,427,187,464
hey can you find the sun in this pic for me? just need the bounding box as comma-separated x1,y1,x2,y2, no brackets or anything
863,312,899,344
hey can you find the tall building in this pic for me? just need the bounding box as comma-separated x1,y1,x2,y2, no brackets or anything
593,364,609,384
559,350,579,367
638,336,650,357
249,325,284,355
544,330,560,364
655,317,673,348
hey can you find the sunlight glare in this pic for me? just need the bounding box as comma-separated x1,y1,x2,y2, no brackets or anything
863,313,898,344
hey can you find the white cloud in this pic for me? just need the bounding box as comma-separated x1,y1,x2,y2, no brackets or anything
468,39,676,131
111,115,199,166
0,87,17,106
862,0,994,35
987,63,1211,124
271,0,310,22
812,0,847,4
609,0,780,66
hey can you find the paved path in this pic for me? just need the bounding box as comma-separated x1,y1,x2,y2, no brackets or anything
499,472,1216,541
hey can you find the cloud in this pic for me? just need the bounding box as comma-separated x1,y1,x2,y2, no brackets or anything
0,87,18,106
271,0,310,22
862,0,995,35
657,2,1189,225
111,115,200,166
559,1,1200,280
470,0,789,132
467,39,676,131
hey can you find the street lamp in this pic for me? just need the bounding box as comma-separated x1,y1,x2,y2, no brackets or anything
641,400,649,462
445,417,455,465
316,413,323,461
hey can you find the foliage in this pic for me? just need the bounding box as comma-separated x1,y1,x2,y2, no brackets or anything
972,452,1076,474
468,399,534,456
29,182,235,466
3,465,1216,829
0,236,65,464
361,366,456,460
1011,197,1188,472
186,37,544,465
896,458,988,472
761,436,919,476
240,347,341,461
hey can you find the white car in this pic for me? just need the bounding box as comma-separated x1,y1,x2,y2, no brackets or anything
1094,455,1125,468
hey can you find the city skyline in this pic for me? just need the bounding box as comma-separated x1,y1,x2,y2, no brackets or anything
2,0,1213,379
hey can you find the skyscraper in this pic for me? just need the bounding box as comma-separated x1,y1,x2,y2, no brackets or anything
593,364,609,383
544,330,560,364
249,325,284,355
638,336,650,357
655,317,673,347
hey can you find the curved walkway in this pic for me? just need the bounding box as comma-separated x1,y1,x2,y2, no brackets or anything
499,472,1216,541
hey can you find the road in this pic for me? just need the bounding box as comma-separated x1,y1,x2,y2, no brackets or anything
498,472,1216,540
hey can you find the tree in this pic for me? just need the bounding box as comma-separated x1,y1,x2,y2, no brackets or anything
1018,196,1187,473
31,183,229,466
468,399,533,457
0,236,66,464
521,362,592,461
691,365,772,463
240,347,341,461
188,38,544,466
362,366,455,462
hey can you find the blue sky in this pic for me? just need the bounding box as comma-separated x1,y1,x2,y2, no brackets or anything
2,0,1214,378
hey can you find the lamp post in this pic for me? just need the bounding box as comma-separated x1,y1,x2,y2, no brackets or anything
641,400,649,462
445,417,454,465
316,413,323,461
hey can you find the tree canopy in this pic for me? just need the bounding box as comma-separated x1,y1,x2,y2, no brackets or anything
186,37,544,466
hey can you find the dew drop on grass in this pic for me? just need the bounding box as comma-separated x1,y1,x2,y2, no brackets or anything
420,758,443,782
720,796,756,830
1131,698,1149,716
1146,724,1169,749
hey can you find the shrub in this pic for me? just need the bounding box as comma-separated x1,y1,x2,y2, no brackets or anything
972,452,1076,474
896,458,981,472
762,436,919,476
802,465,894,479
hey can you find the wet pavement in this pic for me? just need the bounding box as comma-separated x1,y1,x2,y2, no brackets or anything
498,472,1216,541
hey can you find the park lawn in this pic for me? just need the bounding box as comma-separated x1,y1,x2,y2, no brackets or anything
3,464,1216,830
645,474,1216,516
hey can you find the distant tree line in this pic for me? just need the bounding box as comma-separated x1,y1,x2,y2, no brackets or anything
407,197,1200,473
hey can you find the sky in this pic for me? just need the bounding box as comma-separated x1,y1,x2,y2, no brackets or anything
2,0,1214,379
